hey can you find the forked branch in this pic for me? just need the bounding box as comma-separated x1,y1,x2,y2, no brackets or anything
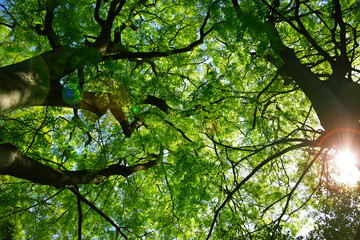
206,142,309,239
67,186,128,239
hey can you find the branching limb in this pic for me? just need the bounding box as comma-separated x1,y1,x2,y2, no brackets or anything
163,119,193,143
0,188,64,220
0,4,18,28
25,109,48,155
205,130,311,153
0,143,158,187
269,148,324,240
94,0,105,25
47,92,172,138
333,0,347,58
92,0,127,53
34,2,61,49
67,186,128,239
231,0,347,131
105,10,214,59
262,0,335,67
144,95,171,113
206,143,309,240
76,92,142,137
259,0,301,32
293,0,335,67
332,0,352,78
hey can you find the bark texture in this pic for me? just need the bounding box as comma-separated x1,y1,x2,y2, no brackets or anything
0,48,73,115
278,47,355,131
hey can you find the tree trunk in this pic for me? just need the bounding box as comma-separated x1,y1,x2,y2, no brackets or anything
278,47,356,131
0,48,76,115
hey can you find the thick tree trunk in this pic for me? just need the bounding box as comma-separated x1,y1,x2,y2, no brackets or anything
0,48,75,115
0,143,157,187
0,48,142,138
278,47,356,131
0,47,145,137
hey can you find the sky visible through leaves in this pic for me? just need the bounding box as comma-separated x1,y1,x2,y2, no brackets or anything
0,0,360,239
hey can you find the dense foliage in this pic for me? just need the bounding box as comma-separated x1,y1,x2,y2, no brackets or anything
307,185,360,240
0,0,360,239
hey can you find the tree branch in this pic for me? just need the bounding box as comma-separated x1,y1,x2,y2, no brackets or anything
67,186,128,239
144,95,171,113
0,143,158,187
94,0,105,25
333,0,347,58
293,0,335,67
270,148,324,240
44,91,143,137
232,0,345,131
206,143,309,240
163,119,193,143
34,2,61,49
105,10,213,60
92,0,127,53
0,4,18,28
332,0,352,78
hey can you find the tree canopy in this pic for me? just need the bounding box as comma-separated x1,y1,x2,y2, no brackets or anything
1,0,360,239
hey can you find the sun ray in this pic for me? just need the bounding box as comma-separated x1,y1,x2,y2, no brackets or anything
332,149,360,186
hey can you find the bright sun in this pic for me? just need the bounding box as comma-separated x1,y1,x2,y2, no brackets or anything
332,149,360,186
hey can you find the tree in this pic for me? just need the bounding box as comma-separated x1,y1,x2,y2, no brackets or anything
306,183,360,240
0,0,359,239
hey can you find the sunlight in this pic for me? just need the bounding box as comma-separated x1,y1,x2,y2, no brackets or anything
332,149,360,186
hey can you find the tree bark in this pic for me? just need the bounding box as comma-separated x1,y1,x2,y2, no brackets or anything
278,47,355,131
0,48,76,115
0,47,145,136
231,0,360,133
0,143,157,187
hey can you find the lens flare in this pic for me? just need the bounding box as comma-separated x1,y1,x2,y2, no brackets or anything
333,149,360,186
61,85,82,105
315,128,360,189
